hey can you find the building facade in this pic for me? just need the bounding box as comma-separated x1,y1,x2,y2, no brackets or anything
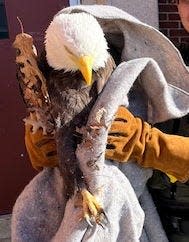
159,0,189,46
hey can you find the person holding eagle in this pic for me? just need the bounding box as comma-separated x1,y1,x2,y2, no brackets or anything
13,3,189,242
24,9,189,195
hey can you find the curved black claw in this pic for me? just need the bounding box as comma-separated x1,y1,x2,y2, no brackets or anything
81,189,108,228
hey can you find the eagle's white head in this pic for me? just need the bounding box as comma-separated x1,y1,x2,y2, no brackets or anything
45,12,109,85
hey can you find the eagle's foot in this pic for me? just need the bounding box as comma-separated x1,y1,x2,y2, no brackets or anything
81,188,107,227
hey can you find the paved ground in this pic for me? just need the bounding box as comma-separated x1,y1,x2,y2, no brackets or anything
0,214,11,241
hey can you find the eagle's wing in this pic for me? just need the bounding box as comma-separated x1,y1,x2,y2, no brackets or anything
13,33,50,109
13,33,54,134
96,55,116,94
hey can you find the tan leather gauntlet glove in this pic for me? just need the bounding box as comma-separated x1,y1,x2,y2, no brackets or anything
25,107,189,182
25,123,58,170
106,106,189,182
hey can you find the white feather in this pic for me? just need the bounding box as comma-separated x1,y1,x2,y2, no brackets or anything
45,12,109,71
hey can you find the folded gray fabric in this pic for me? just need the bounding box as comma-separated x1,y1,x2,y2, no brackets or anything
12,5,189,242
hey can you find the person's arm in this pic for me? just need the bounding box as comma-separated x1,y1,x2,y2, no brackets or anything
25,107,189,183
106,106,189,182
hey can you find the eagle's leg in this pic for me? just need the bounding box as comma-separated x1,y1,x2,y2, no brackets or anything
75,167,107,227
58,127,106,225
80,188,106,227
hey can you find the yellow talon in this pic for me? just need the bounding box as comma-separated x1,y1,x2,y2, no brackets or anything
81,188,106,226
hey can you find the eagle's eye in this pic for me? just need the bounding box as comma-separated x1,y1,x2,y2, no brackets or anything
64,45,75,57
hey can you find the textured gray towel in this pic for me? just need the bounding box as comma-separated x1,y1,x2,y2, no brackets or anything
12,5,189,242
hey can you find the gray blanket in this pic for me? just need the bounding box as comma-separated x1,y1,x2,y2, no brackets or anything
12,5,189,242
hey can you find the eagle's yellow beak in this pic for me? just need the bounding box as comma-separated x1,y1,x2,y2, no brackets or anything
77,56,93,86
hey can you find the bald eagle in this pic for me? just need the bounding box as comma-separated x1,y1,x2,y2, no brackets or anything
39,12,115,224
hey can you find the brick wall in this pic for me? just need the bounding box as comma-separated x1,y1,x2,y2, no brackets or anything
158,0,189,47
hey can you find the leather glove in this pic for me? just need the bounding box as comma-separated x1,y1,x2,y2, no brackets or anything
106,106,189,183
25,123,58,170
25,107,189,183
